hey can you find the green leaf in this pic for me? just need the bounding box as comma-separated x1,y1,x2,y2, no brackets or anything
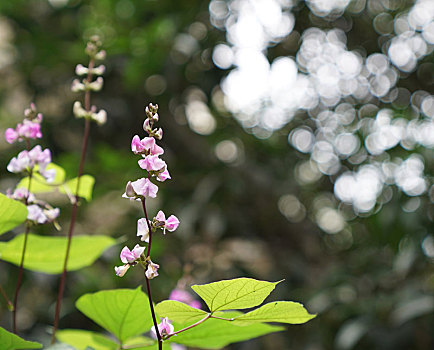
123,336,171,349
191,278,281,312
17,163,66,193
0,326,42,349
59,175,95,201
0,234,116,273
169,311,283,349
56,330,118,350
0,193,27,236
233,301,316,324
76,288,154,343
155,300,208,324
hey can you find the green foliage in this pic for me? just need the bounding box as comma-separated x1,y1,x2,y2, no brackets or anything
169,311,283,349
59,175,95,201
56,330,118,350
0,234,115,273
17,163,66,193
233,301,316,324
76,287,155,343
0,326,42,350
191,278,281,312
155,300,208,324
0,193,27,236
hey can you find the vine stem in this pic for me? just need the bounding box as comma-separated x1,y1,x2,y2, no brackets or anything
141,198,162,350
51,59,94,344
12,139,33,334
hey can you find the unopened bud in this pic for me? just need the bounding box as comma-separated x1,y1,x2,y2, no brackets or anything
125,181,136,197
154,128,163,140
93,65,106,75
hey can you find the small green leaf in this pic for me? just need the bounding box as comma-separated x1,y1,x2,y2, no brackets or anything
76,288,154,343
0,193,27,236
233,301,316,324
17,163,66,193
0,326,42,349
59,175,95,201
56,329,118,350
169,311,283,349
0,234,116,273
191,278,281,312
155,300,208,324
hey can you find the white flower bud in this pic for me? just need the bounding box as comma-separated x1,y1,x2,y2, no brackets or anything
92,65,106,75
88,77,104,91
94,50,106,61
73,101,87,118
71,79,86,92
154,128,163,140
92,109,107,125
75,64,88,76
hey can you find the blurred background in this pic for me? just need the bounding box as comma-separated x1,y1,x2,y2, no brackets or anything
0,0,433,349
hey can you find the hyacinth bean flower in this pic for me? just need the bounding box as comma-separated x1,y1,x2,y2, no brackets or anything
145,261,159,279
156,168,171,182
138,155,166,172
137,218,150,242
169,289,201,309
26,205,60,224
131,135,164,156
150,317,174,339
7,145,55,182
120,244,145,264
155,210,180,234
114,264,130,277
122,178,158,200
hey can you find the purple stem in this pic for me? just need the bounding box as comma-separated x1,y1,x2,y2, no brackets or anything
141,198,162,350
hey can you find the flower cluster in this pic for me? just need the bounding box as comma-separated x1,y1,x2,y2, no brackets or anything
5,103,42,144
115,104,180,278
7,188,60,225
4,104,60,227
71,35,107,125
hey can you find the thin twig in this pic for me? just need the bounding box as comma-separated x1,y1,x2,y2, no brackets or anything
141,198,162,350
0,284,14,311
12,158,33,334
166,314,211,339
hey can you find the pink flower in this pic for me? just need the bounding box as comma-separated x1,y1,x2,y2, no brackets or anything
155,210,180,234
157,169,171,182
150,317,174,339
27,205,47,223
16,120,42,139
5,128,18,144
115,264,130,277
6,188,36,203
131,135,146,154
137,218,150,242
169,289,201,309
120,244,145,264
141,137,164,156
138,155,166,172
122,178,158,199
145,261,159,279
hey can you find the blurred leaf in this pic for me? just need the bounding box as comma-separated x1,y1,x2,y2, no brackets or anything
391,295,434,326
155,300,208,324
76,288,154,343
169,311,283,349
123,336,172,349
59,175,95,201
233,301,316,324
191,278,281,312
0,193,27,235
335,318,369,350
17,163,66,193
0,326,42,349
56,329,118,350
0,234,116,273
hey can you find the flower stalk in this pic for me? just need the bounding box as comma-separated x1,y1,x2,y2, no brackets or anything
51,35,106,344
